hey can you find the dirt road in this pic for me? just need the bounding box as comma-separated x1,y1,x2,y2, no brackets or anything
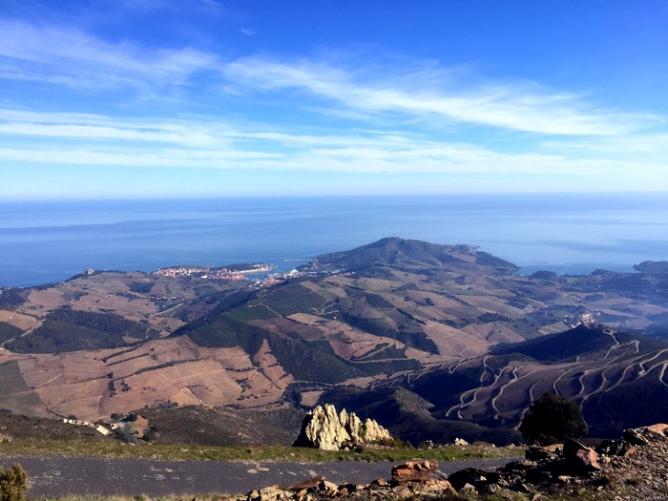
0,456,516,497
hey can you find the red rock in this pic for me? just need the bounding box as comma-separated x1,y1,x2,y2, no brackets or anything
645,423,668,437
391,460,438,482
564,438,601,473
288,476,326,492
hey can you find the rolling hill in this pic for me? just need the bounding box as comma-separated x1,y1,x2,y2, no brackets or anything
0,238,667,443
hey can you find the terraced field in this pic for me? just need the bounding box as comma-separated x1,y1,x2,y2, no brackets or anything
0,238,666,443
328,324,668,438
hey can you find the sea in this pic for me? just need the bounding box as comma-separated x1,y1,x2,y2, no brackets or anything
1,193,668,287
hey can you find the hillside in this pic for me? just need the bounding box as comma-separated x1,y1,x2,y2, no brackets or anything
0,238,667,444
323,323,668,438
300,237,518,275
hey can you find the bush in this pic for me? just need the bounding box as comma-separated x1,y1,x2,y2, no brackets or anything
0,464,27,501
519,393,587,445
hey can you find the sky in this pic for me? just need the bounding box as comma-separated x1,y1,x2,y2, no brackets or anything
1,0,667,199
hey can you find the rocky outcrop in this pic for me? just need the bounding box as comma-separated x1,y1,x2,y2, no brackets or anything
293,404,395,451
238,423,668,500
441,423,668,499
391,460,438,483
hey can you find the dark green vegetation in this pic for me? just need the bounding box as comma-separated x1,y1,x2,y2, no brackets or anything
0,464,27,501
0,289,25,308
519,394,587,445
7,308,149,353
179,313,368,383
0,323,21,345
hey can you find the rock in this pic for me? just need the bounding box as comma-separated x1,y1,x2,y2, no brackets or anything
391,484,413,498
526,445,558,461
336,483,358,497
542,443,563,453
289,476,325,492
293,404,395,451
460,483,478,496
318,479,338,497
643,423,668,437
623,428,650,446
563,438,601,473
0,433,12,444
370,478,388,487
391,460,438,483
597,439,637,457
415,479,457,497
420,439,435,449
246,485,291,501
448,467,499,491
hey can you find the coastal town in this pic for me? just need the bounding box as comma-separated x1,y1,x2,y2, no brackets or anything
153,263,274,281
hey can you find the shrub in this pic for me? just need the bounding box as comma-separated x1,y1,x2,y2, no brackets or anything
0,464,27,501
519,393,587,445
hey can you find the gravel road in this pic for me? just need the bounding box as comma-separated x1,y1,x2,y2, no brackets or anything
0,456,516,497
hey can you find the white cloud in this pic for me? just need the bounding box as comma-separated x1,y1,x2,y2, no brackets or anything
0,107,666,184
1,21,666,194
225,57,660,136
0,19,218,92
1,19,660,137
1,107,666,182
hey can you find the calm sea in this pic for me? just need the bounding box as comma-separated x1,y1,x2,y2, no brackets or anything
1,194,667,287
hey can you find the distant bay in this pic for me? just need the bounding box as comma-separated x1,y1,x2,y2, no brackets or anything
1,193,667,287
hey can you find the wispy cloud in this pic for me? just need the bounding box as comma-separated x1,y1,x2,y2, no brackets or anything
225,56,660,136
0,19,218,93
1,19,667,195
1,19,660,137
1,107,666,184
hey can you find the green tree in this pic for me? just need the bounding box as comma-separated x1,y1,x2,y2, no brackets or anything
0,464,27,501
519,393,587,445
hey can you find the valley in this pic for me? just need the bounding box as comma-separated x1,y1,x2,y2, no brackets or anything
0,237,667,444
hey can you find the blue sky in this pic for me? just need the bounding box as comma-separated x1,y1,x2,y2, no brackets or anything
1,0,667,199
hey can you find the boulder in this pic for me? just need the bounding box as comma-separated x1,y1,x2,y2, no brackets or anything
623,428,650,446
448,468,500,491
563,438,601,473
460,483,478,496
246,485,291,501
597,439,636,457
318,479,339,497
288,476,325,492
293,404,394,451
391,460,438,483
643,423,668,437
416,479,457,497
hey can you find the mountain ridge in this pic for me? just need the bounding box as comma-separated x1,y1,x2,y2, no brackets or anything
0,238,667,444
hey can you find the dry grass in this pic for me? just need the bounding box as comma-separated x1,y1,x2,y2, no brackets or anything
0,438,523,463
